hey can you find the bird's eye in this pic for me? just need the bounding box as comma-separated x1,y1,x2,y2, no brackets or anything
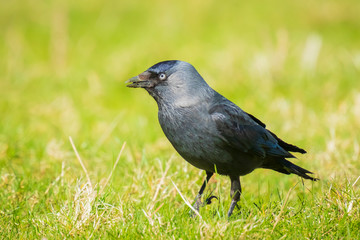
159,73,167,80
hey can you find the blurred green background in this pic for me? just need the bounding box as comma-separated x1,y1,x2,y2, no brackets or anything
1,0,360,238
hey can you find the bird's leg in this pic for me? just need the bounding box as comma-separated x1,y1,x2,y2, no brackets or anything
191,171,214,213
227,176,241,218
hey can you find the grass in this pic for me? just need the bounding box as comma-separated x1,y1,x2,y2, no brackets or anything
1,0,360,238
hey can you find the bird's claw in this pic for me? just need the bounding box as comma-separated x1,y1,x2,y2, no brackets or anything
190,195,219,217
205,195,218,205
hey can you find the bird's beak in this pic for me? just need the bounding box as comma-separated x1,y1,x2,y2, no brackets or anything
126,71,154,88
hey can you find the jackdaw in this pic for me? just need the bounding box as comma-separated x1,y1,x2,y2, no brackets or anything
127,60,317,217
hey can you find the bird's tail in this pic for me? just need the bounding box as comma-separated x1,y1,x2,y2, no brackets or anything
263,158,318,181
281,159,318,181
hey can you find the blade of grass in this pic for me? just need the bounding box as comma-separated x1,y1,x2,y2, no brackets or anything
69,136,92,189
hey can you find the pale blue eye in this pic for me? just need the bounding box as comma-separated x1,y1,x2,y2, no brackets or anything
159,73,167,80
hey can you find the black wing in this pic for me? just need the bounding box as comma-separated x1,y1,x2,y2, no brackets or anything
246,112,306,154
210,103,295,159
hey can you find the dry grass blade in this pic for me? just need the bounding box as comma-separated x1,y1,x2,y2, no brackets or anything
352,176,360,187
272,182,299,232
69,136,92,188
149,155,173,213
45,161,67,195
142,209,154,226
99,141,126,195
171,180,204,222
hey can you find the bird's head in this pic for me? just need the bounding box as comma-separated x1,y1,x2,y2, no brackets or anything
126,60,212,104
126,60,179,89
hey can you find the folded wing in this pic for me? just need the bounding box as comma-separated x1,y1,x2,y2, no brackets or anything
209,103,299,159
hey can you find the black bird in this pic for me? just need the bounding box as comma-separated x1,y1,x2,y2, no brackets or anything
127,60,317,217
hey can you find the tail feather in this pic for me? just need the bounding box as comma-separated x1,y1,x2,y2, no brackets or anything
282,159,318,181
263,158,318,181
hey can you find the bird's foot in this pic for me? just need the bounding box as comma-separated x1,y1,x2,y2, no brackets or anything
205,195,218,205
190,195,218,217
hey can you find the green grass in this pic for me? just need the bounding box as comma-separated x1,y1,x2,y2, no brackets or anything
1,0,360,238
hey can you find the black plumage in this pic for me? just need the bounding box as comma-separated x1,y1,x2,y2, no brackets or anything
127,60,318,217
